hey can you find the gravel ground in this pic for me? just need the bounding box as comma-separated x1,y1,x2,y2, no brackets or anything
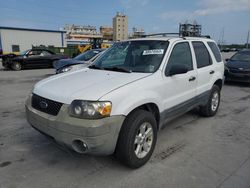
1,52,250,188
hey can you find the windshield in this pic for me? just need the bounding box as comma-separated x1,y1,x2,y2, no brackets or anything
91,40,169,73
74,50,100,61
20,50,29,56
231,52,250,62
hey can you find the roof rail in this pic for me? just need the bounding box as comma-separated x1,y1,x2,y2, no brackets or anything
142,33,181,38
201,35,211,39
142,33,211,39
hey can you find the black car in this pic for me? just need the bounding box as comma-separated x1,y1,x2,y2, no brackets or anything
2,49,68,70
54,49,104,74
224,50,250,83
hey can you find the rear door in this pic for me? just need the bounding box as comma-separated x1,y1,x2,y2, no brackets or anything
191,41,214,95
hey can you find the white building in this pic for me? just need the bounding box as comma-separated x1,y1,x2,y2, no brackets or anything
0,26,66,54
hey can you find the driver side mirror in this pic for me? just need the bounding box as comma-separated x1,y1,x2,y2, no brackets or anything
166,64,189,76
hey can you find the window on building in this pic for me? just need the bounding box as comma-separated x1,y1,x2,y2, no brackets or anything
192,41,212,68
12,45,20,52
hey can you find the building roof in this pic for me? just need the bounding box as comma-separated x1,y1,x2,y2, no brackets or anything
0,26,66,33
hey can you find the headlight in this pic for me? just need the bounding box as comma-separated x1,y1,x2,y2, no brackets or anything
60,66,73,73
224,64,229,72
69,100,112,119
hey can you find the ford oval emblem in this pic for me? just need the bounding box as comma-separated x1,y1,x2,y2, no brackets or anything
39,101,48,109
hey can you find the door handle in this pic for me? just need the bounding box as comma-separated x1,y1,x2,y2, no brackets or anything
189,76,196,81
210,70,215,74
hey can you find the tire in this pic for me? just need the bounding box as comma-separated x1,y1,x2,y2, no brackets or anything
200,85,221,117
115,110,157,168
52,60,58,68
11,62,22,71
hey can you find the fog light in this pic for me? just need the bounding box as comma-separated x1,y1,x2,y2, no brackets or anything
72,139,88,153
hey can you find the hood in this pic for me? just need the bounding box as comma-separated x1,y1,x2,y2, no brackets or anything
226,60,250,69
55,59,87,69
33,68,150,104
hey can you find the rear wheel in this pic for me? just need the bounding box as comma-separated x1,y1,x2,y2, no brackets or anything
115,110,157,168
11,62,22,71
200,85,221,117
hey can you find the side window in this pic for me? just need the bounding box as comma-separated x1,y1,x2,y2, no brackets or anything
165,42,193,75
192,42,212,68
28,50,42,57
207,42,222,62
41,51,52,56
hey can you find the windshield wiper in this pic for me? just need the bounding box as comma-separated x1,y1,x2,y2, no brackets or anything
88,65,102,70
103,66,131,73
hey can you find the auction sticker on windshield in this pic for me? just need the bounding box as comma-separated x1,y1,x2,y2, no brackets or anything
142,49,164,55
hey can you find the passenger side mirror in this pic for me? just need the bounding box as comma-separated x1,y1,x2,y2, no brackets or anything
225,58,229,62
167,64,188,76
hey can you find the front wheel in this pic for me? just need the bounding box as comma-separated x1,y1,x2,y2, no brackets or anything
52,60,58,68
11,62,22,71
115,110,157,168
200,85,221,117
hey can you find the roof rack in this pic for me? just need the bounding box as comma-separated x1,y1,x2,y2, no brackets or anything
142,33,211,39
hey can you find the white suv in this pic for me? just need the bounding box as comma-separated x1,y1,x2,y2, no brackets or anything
26,37,224,168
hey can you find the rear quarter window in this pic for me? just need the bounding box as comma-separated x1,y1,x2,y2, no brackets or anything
207,42,222,62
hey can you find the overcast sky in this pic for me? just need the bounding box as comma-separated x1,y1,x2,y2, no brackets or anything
0,0,249,44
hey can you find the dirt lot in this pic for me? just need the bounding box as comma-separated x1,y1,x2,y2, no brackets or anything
0,52,250,188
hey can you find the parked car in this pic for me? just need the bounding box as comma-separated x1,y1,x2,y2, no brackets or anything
2,49,68,70
224,50,250,83
26,37,224,168
54,49,105,74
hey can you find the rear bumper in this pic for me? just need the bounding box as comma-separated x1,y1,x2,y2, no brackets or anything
25,96,125,155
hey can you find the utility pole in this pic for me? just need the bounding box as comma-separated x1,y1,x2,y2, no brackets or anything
218,27,225,50
246,30,250,49
221,27,225,48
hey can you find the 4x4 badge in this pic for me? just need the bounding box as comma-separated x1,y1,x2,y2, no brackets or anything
39,101,48,109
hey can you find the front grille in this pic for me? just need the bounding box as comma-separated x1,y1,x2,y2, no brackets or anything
230,69,250,74
31,94,63,116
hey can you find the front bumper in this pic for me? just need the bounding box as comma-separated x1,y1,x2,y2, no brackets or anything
25,96,125,155
225,70,250,83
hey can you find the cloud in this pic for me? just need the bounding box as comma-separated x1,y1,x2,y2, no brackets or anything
195,0,250,16
160,11,194,21
160,0,250,21
120,0,149,9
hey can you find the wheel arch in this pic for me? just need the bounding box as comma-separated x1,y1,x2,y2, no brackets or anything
214,79,223,90
126,102,161,130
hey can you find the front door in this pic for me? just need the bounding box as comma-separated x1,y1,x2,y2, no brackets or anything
24,50,44,67
160,41,197,122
